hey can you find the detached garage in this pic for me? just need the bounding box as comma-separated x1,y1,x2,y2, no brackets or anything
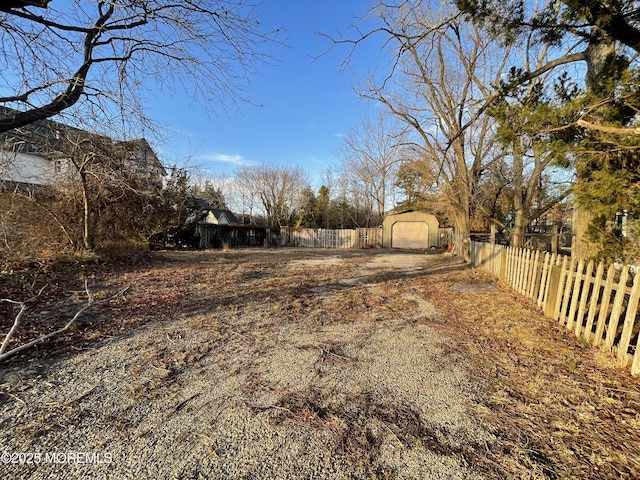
382,210,440,249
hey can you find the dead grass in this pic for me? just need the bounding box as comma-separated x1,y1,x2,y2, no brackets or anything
417,265,640,479
1,249,639,479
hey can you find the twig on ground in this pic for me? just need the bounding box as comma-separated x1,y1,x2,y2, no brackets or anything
0,390,27,406
319,345,354,362
0,285,47,356
174,393,200,412
44,385,98,409
0,282,130,362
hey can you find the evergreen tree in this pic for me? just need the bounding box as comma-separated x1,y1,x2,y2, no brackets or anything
458,0,640,259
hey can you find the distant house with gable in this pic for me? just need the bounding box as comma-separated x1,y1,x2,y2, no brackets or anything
204,208,239,225
185,195,239,225
184,194,265,249
0,106,166,191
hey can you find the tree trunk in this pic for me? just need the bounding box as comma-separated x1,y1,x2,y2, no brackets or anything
574,28,617,259
79,170,94,251
510,140,526,248
511,208,526,248
572,206,599,259
453,210,471,262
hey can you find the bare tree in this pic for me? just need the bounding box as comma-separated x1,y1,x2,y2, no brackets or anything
334,2,508,260
235,164,310,230
336,113,405,221
455,1,640,258
233,166,260,224
51,131,112,250
0,1,279,133
331,1,579,257
190,174,232,210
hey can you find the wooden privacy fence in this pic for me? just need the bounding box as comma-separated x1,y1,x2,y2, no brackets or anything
196,224,266,249
273,227,382,249
471,241,640,375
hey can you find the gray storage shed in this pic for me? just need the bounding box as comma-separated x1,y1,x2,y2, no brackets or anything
382,210,440,249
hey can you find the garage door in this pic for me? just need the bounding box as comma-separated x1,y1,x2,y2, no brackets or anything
391,221,428,249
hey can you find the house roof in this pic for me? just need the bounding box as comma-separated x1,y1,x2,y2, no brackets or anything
209,208,239,224
0,106,166,175
186,195,239,224
114,138,167,177
0,106,92,157
186,195,211,210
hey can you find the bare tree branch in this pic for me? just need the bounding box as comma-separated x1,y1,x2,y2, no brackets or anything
0,283,130,362
0,285,47,356
0,1,280,132
577,118,640,136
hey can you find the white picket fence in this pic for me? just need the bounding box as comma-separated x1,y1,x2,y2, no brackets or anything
471,241,640,375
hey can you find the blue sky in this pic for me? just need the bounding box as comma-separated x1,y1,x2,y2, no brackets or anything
150,1,384,186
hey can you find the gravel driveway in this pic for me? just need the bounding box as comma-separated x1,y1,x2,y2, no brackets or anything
0,250,494,479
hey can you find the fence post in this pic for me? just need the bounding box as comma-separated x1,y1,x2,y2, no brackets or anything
499,250,508,282
551,224,559,254
544,264,562,318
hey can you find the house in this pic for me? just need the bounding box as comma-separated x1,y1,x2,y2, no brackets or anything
114,138,167,186
184,194,261,248
204,208,239,225
185,195,239,225
382,210,440,249
0,106,166,191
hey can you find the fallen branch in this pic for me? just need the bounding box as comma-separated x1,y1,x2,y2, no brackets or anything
1,285,48,356
0,282,130,362
319,345,354,362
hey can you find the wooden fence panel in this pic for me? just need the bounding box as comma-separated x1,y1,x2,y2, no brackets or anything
539,253,554,309
538,253,552,308
603,268,630,354
277,228,382,249
594,265,616,347
559,258,576,326
470,241,640,376
554,256,569,322
519,249,528,295
512,248,521,291
528,250,540,299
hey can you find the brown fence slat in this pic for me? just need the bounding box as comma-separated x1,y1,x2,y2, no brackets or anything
584,261,605,344
617,271,640,367
593,265,616,347
575,260,595,339
566,259,585,331
603,268,630,354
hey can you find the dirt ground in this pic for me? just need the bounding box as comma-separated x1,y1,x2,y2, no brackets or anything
1,248,640,479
